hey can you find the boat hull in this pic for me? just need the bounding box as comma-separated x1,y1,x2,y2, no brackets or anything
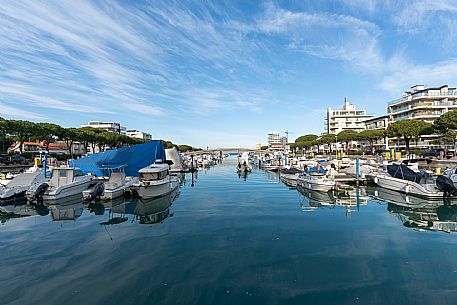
43,179,92,201
297,176,335,192
137,177,179,199
373,174,444,199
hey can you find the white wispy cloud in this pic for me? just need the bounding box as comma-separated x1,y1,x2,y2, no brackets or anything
0,0,271,122
250,2,385,73
0,102,45,120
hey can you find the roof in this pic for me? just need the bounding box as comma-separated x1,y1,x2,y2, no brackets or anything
139,163,169,173
363,115,389,123
48,143,68,150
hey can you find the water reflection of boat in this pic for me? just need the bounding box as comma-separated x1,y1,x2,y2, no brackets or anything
0,201,38,223
368,186,451,209
107,190,178,225
297,185,335,207
298,185,369,207
369,186,457,233
49,202,84,221
387,202,457,233
333,188,369,207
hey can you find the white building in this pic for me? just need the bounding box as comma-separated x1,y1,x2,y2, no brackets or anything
126,130,152,140
81,121,126,134
267,132,286,150
388,84,457,123
326,97,373,134
363,115,390,150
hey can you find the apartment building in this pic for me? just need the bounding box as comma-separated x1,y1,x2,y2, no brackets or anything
81,121,127,134
267,132,287,150
126,130,152,140
388,85,457,123
326,97,373,134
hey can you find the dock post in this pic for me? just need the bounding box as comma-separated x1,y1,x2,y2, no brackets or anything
43,153,48,178
355,156,359,186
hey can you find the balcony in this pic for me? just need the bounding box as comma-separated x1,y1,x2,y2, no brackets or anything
388,91,457,105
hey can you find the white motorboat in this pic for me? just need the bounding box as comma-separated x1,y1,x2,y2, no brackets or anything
83,170,137,201
297,166,335,192
42,167,92,201
372,164,457,200
165,147,188,173
237,163,252,173
135,162,179,199
280,167,302,187
0,166,48,202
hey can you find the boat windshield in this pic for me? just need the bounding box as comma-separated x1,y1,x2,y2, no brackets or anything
141,170,168,180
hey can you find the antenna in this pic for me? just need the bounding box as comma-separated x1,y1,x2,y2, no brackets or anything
284,130,293,143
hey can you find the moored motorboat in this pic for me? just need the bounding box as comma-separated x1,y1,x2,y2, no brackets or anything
297,166,335,192
135,161,179,199
0,166,48,203
372,164,457,200
83,169,137,201
237,162,252,174
280,167,302,187
42,167,92,201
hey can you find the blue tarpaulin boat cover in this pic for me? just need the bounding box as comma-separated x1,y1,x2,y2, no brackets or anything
69,140,166,177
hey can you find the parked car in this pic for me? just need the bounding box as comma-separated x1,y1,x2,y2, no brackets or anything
419,149,445,159
1,155,29,165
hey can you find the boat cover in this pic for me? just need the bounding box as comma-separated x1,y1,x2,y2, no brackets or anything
307,165,326,174
69,141,165,177
387,164,422,183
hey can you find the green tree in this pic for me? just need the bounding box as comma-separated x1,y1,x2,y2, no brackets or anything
35,122,63,151
358,130,385,155
60,128,78,158
5,120,37,153
295,134,318,143
319,134,337,153
434,110,457,132
434,110,457,149
337,130,359,154
386,119,432,154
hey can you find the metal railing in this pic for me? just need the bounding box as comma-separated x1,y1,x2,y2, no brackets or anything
388,91,457,105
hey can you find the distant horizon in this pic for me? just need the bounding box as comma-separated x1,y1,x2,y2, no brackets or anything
1,1,456,147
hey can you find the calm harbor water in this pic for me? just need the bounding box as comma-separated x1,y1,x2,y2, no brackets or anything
2,159,457,305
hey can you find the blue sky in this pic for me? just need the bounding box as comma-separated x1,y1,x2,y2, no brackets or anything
1,0,457,148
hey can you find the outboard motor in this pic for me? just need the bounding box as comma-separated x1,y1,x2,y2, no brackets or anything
436,175,457,197
33,183,49,201
89,182,105,201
